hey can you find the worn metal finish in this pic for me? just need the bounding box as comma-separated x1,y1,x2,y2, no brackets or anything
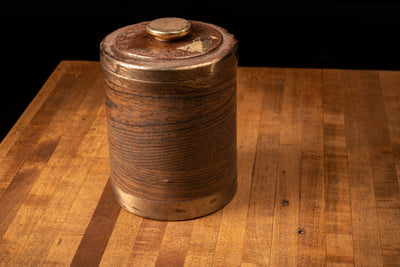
111,178,237,221
146,17,192,41
100,18,238,220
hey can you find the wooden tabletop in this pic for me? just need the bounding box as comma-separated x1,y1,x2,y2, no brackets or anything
0,61,399,266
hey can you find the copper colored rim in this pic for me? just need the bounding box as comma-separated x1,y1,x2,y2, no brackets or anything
111,177,237,221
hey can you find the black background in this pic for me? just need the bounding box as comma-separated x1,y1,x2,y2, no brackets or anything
2,1,400,140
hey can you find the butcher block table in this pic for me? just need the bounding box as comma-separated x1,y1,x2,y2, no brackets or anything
0,61,399,266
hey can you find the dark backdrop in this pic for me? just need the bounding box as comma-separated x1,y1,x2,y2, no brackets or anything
2,1,400,140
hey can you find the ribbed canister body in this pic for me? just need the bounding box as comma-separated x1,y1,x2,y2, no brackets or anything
100,19,238,220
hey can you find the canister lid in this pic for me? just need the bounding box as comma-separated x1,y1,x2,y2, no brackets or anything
100,17,237,78
114,18,222,60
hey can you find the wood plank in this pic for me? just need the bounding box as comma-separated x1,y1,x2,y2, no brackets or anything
240,67,284,266
342,70,384,266
155,220,194,266
43,116,110,265
69,180,121,266
211,67,266,266
379,71,400,264
126,219,167,266
0,62,103,251
44,153,110,266
11,73,107,265
298,69,326,265
379,71,400,187
183,211,222,266
358,71,400,265
270,69,303,266
323,69,354,266
99,210,143,266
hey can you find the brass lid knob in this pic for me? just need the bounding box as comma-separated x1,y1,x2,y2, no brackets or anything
146,17,192,41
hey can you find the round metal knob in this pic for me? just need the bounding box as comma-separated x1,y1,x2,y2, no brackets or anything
146,17,192,41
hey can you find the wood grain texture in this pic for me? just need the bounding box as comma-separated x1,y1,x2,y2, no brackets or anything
1,61,399,266
270,69,303,266
323,69,354,266
104,64,237,201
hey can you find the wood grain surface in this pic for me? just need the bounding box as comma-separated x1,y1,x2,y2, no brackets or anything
0,61,399,266
104,58,237,202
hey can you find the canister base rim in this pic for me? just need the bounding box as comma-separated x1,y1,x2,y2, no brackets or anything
111,178,237,221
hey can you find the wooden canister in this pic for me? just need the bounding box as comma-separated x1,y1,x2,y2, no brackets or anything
100,17,238,220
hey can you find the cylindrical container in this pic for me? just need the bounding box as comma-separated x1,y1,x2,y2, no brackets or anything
100,17,238,220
